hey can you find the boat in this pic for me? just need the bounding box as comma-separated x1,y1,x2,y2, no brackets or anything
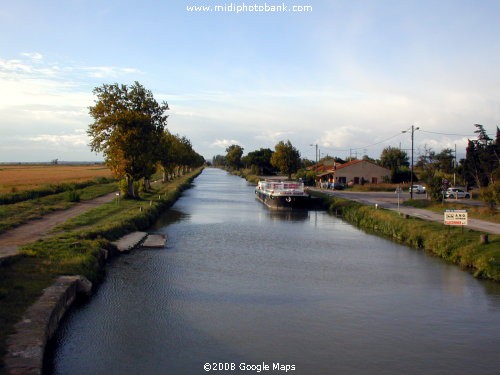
255,179,311,210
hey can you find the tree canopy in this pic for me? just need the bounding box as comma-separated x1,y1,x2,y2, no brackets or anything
225,144,244,169
88,82,169,197
380,146,411,183
270,140,301,179
88,81,203,197
242,148,274,175
462,124,500,187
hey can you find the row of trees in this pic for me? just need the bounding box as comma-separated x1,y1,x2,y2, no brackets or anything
87,82,204,198
213,140,302,179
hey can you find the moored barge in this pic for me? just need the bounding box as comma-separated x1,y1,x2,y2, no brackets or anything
255,179,310,210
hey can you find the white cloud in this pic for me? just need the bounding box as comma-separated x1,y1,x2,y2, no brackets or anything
211,139,241,148
254,130,294,144
82,66,143,79
28,129,89,147
21,52,43,62
0,53,148,161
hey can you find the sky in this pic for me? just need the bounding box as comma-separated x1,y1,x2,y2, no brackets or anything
1,0,499,162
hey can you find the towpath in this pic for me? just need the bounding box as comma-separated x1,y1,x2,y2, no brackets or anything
0,192,118,260
307,188,500,235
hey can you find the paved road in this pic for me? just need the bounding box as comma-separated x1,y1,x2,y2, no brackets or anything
307,188,500,235
0,192,118,260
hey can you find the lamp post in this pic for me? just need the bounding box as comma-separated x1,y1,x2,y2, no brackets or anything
402,125,419,199
310,144,318,163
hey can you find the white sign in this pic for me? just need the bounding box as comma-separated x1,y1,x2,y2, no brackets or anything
444,210,468,226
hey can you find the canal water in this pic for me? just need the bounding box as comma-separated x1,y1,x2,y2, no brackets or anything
47,168,500,375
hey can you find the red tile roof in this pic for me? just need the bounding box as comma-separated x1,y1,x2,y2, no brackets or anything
334,159,363,171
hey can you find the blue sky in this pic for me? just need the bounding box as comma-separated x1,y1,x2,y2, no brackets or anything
1,0,499,162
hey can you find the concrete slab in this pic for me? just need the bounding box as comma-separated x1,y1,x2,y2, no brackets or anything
111,231,148,252
142,234,167,248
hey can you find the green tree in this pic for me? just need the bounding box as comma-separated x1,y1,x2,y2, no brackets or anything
88,82,169,198
243,148,274,175
463,124,500,187
380,147,409,170
427,176,445,202
434,148,455,174
480,182,500,212
225,144,244,170
270,140,301,179
380,147,410,183
212,155,226,167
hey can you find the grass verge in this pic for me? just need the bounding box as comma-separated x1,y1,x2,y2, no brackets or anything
0,168,202,374
403,199,500,224
317,193,500,281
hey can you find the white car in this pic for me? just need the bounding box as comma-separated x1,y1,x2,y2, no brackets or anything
409,185,426,194
445,188,470,199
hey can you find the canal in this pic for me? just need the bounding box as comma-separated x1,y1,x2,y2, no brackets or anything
47,168,500,375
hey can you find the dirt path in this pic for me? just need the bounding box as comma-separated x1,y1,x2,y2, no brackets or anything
0,192,118,259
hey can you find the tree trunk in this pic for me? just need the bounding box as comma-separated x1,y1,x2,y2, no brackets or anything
126,175,135,198
162,168,167,183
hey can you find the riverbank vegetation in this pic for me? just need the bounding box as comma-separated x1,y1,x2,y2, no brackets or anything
314,192,500,281
0,168,202,372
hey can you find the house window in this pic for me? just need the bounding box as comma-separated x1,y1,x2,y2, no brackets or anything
354,177,360,184
372,177,378,184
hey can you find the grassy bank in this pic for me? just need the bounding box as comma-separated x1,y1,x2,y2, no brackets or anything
228,168,261,184
403,198,500,224
317,193,500,281
0,181,118,234
0,168,202,373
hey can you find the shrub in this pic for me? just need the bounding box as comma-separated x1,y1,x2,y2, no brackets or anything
66,190,81,202
479,182,500,213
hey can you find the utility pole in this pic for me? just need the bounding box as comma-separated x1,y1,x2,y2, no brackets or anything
454,143,457,186
403,125,419,199
309,144,318,163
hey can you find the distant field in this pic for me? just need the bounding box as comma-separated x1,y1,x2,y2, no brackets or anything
0,164,113,194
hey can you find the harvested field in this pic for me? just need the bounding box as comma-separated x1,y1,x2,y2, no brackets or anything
0,164,113,194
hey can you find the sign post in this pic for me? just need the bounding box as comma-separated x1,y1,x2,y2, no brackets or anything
444,209,468,233
395,186,402,214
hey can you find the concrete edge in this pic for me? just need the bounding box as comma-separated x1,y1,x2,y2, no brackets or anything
111,231,148,252
4,275,92,375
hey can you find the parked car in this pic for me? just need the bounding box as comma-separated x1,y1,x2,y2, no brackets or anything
333,182,345,190
445,187,470,199
409,185,426,194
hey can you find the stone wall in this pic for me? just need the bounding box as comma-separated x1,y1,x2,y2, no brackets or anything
4,275,92,375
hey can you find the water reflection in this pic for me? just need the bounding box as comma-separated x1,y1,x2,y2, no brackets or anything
265,209,309,222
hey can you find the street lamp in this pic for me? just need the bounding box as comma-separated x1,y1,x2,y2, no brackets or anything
402,125,419,199
310,143,318,163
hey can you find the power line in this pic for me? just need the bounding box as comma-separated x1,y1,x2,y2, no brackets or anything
419,129,495,138
350,132,403,151
316,127,495,156
319,131,405,154
419,130,474,137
